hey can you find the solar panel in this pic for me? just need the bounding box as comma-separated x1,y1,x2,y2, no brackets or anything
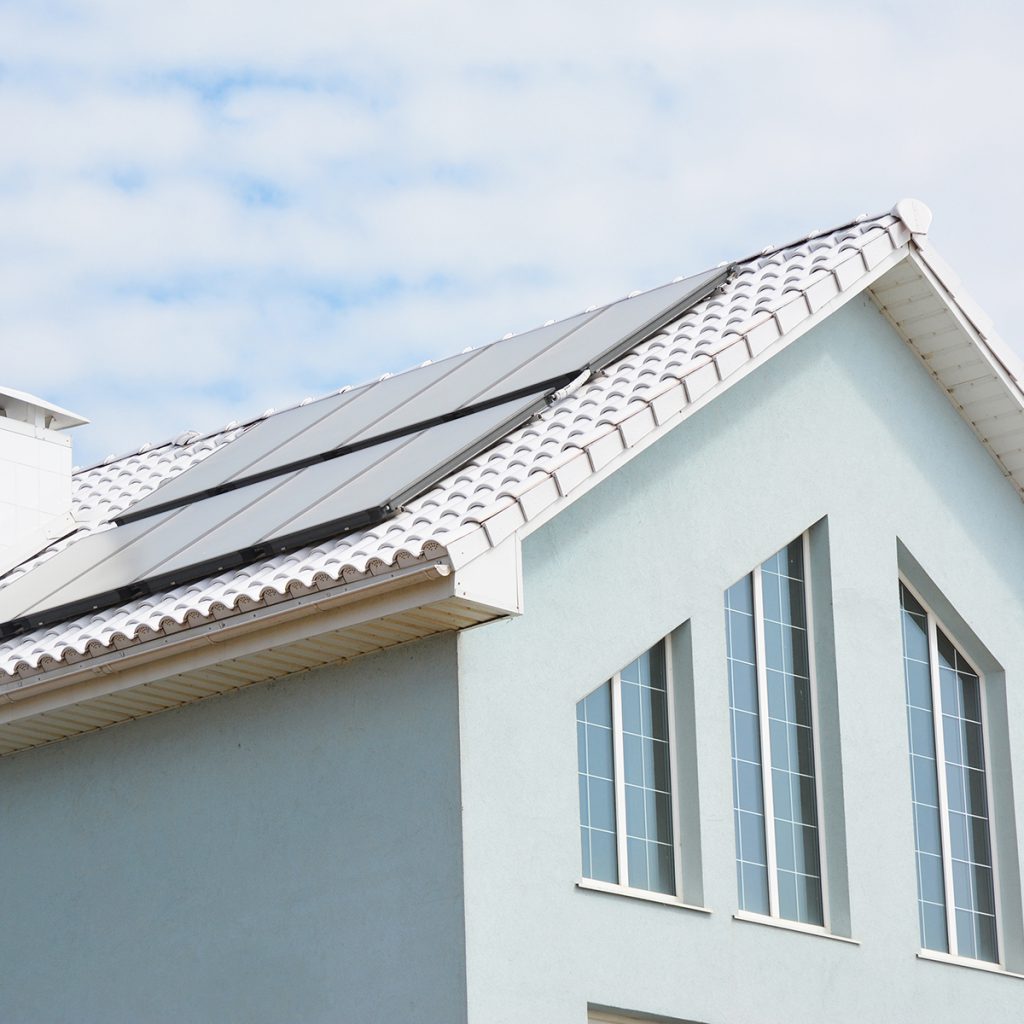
124,269,720,521
0,392,546,632
123,309,598,520
0,264,729,639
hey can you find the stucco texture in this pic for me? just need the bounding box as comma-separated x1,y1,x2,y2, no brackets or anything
0,633,467,1024
457,294,1024,1023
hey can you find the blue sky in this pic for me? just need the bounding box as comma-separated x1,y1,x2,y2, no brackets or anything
1,1,1022,466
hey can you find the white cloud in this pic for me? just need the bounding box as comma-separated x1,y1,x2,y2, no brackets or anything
0,0,1021,465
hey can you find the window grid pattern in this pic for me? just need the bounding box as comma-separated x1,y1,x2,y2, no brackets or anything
899,583,999,964
575,642,676,896
726,534,824,926
900,587,948,953
726,573,770,915
620,647,675,894
761,543,823,925
576,682,618,884
938,631,998,961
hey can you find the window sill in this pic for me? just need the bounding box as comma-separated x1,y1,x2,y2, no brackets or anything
575,878,710,913
733,910,860,945
916,949,1024,980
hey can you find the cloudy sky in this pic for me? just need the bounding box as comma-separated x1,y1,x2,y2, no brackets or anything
2,1,1021,466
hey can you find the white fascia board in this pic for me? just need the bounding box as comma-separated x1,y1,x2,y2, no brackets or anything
451,534,523,615
513,244,912,543
0,543,525,722
0,560,456,712
911,243,1024,395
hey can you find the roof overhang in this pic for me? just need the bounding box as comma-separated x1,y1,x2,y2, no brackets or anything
870,247,1024,492
0,538,522,755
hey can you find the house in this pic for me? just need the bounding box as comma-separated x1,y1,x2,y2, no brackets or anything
1,198,1022,1023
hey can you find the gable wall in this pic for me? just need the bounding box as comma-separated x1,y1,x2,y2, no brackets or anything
456,294,1024,1023
0,632,468,1024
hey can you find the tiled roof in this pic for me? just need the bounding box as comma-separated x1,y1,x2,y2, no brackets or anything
0,209,922,679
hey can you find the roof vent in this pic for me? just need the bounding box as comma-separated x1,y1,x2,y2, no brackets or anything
0,386,88,575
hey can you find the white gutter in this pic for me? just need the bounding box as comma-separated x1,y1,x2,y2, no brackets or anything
0,559,454,707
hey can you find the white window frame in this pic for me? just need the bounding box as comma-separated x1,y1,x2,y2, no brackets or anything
744,530,830,928
578,638,684,901
900,575,1004,966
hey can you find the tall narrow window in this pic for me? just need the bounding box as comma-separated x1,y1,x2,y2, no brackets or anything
725,534,825,925
899,582,998,963
576,642,677,895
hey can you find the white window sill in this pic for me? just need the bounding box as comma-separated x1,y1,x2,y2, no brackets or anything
733,910,860,945
916,949,1024,980
576,877,710,913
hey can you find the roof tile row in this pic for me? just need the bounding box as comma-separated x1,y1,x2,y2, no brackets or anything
0,213,904,679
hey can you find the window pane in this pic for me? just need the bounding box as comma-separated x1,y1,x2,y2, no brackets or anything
761,539,823,926
921,899,949,953
621,646,675,895
937,628,998,964
740,859,770,915
577,682,618,883
727,574,768,913
899,586,999,964
899,584,948,953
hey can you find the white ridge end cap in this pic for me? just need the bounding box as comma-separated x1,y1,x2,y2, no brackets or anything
893,198,933,235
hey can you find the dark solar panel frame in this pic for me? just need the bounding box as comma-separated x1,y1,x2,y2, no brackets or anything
0,265,730,642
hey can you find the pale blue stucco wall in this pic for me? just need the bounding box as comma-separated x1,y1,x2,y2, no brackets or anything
3,292,1024,1024
456,294,1024,1022
0,633,467,1024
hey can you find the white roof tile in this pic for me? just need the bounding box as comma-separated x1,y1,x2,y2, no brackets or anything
0,212,914,679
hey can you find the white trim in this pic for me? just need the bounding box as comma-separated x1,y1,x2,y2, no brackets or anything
899,575,1003,967
916,949,1024,980
802,529,831,931
732,910,859,945
980,650,1007,965
576,877,709,913
739,532,826,927
581,639,683,900
662,637,686,900
610,670,629,884
908,247,1024,395
751,562,779,916
0,563,460,723
927,610,959,954
0,558,454,702
516,244,912,547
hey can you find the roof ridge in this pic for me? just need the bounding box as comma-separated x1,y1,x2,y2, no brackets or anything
729,208,894,269
75,208,899,478
0,203,937,686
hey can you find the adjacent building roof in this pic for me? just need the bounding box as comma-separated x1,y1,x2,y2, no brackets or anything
1,199,1021,752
